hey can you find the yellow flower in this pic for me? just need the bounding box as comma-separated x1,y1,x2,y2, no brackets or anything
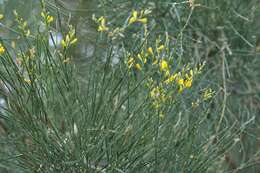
47,15,54,24
137,53,147,64
164,74,177,84
61,40,66,48
132,10,138,18
0,14,4,20
127,57,135,69
143,57,147,64
135,63,142,71
165,70,170,77
128,10,148,25
137,18,147,24
157,45,165,53
0,44,5,55
61,27,77,48
98,16,109,32
137,53,142,61
41,11,54,24
147,47,154,56
177,78,184,85
184,79,192,88
128,10,138,24
152,59,158,65
160,60,169,71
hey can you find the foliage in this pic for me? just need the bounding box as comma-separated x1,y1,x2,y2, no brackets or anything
0,0,259,172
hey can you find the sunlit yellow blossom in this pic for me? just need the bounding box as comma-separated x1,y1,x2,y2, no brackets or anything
160,60,169,71
97,16,109,32
0,44,5,55
177,78,184,85
128,10,148,25
165,70,170,77
135,63,142,71
61,40,66,48
47,16,54,23
127,57,135,69
137,52,147,64
157,45,165,53
128,18,136,25
164,74,177,84
137,18,147,24
61,26,77,48
184,79,192,88
147,47,154,56
152,59,158,65
137,54,142,61
128,10,138,24
41,12,54,24
0,14,4,20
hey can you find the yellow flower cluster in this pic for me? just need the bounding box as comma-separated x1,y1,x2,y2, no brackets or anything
164,62,205,93
94,9,151,40
61,26,78,49
41,11,54,24
126,39,168,72
128,10,148,25
97,16,109,32
127,45,159,71
93,9,206,118
176,70,193,93
0,43,5,55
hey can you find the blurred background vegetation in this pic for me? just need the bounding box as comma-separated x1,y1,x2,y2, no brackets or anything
0,0,260,172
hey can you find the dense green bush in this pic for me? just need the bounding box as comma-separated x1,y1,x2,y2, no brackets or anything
0,0,259,172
